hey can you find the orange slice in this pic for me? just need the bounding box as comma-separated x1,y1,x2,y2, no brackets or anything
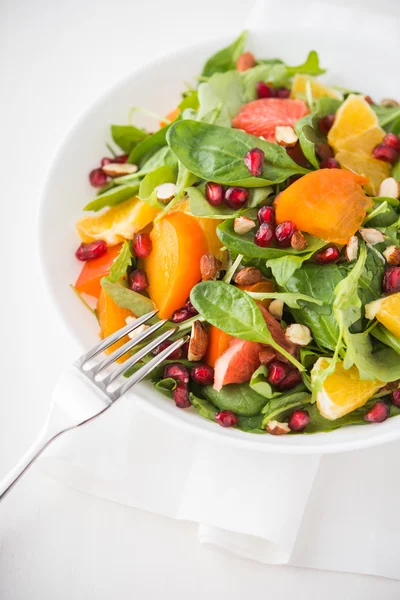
291,75,342,100
366,292,400,338
334,150,390,197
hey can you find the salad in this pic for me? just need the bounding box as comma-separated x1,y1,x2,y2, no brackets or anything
73,32,400,435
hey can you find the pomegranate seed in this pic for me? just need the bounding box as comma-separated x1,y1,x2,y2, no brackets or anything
113,154,128,163
225,187,249,210
372,143,399,163
277,369,302,391
275,87,290,98
391,389,400,407
256,82,276,99
76,240,107,261
315,143,334,161
133,233,152,258
315,246,341,264
128,269,148,292
383,133,400,154
101,157,112,167
163,363,189,384
152,340,182,361
215,410,238,427
319,114,335,134
383,266,400,295
268,360,289,385
255,222,274,247
205,182,225,206
173,381,191,408
257,205,275,226
288,410,309,432
89,168,108,187
244,147,265,177
171,308,191,323
275,221,297,247
184,298,198,315
364,401,390,423
364,95,374,105
320,158,340,169
190,364,215,386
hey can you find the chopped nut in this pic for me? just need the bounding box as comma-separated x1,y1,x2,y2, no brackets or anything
285,323,312,346
380,98,399,108
155,182,176,203
234,216,256,235
383,245,400,265
290,231,308,251
259,347,277,365
346,235,359,262
359,228,386,245
266,420,290,435
275,126,298,148
233,266,263,286
200,253,222,281
268,299,284,320
188,321,208,361
102,162,138,176
379,177,400,199
236,51,256,72
125,316,149,339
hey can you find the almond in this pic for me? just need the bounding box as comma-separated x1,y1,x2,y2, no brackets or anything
259,347,277,366
268,299,284,320
290,230,308,251
380,98,399,108
275,126,298,148
383,245,400,265
102,162,138,176
345,235,359,262
188,321,208,362
266,420,290,435
155,182,176,203
284,323,312,346
233,266,263,286
234,216,256,235
378,177,400,199
236,51,256,72
359,228,386,245
200,253,222,281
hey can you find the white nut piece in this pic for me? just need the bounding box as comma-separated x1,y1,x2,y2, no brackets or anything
285,323,312,346
275,126,298,148
155,182,176,203
383,245,400,265
125,316,149,339
102,162,138,176
266,420,291,435
234,216,256,235
378,177,400,199
268,299,284,320
346,235,359,262
359,228,386,245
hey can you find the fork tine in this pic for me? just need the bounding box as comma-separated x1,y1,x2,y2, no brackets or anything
91,319,168,376
112,335,190,400
77,309,158,367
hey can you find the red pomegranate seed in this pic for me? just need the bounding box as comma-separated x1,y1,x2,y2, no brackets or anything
191,364,215,386
113,154,128,163
89,168,108,187
288,410,309,432
133,233,152,258
205,182,225,206
152,340,182,361
320,158,340,169
275,87,290,98
383,266,400,295
256,82,276,99
255,222,274,247
315,143,334,161
315,246,341,264
257,205,275,226
244,147,265,176
364,95,374,105
128,269,148,292
184,298,198,315
225,187,249,210
76,240,107,261
268,360,289,385
391,389,400,407
277,369,302,391
383,133,400,154
319,114,335,134
171,308,191,323
173,381,191,408
101,157,112,167
372,143,399,163
163,363,189,384
275,221,297,247
215,410,238,427
364,401,390,423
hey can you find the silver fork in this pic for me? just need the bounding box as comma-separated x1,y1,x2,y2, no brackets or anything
0,310,188,501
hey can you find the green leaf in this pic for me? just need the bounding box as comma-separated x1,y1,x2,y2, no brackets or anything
138,164,177,208
111,125,148,154
236,414,265,433
250,366,282,399
286,51,326,76
246,291,323,309
197,71,245,127
364,201,398,227
190,393,217,420
128,125,171,166
155,378,177,398
70,285,97,317
393,161,400,180
203,383,268,416
372,105,400,130
167,120,309,188
266,250,322,286
178,90,199,112
241,64,288,101
372,324,400,356
200,31,247,78
261,388,311,427
186,184,271,219
84,183,140,212
100,278,154,316
107,240,133,283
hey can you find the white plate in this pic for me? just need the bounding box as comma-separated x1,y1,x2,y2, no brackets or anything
38,30,400,454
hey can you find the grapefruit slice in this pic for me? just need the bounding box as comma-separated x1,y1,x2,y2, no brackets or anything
213,339,262,391
232,98,309,142
291,75,342,100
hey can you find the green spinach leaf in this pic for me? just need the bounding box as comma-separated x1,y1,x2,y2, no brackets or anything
266,249,323,286
236,414,265,433
247,291,322,308
190,394,217,420
203,383,267,416
261,387,311,426
84,183,140,212
111,125,148,154
200,31,247,78
107,240,133,283
100,277,154,316
186,184,271,219
250,366,282,399
128,124,171,166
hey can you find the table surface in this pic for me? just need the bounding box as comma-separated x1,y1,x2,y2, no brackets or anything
1,0,400,597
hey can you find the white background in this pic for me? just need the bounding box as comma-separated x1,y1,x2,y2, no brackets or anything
1,0,400,597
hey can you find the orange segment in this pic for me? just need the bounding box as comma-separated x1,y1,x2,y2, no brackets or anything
275,169,371,244
328,94,379,145
97,288,134,362
366,292,400,338
206,326,233,368
291,75,342,100
334,150,390,197
75,244,122,298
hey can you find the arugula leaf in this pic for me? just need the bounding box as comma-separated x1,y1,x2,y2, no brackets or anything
203,383,267,416
261,388,311,427
266,250,322,286
84,183,140,212
250,365,282,399
197,71,245,127
200,31,247,78
364,201,398,227
247,291,322,309
100,277,154,316
372,324,400,356
178,90,199,112
295,98,342,168
286,51,326,77
167,120,309,188
111,125,148,154
241,64,288,101
128,125,171,166
190,393,217,420
186,184,271,219
107,240,133,283
372,105,400,131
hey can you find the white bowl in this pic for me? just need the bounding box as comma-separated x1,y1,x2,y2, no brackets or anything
39,30,400,454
